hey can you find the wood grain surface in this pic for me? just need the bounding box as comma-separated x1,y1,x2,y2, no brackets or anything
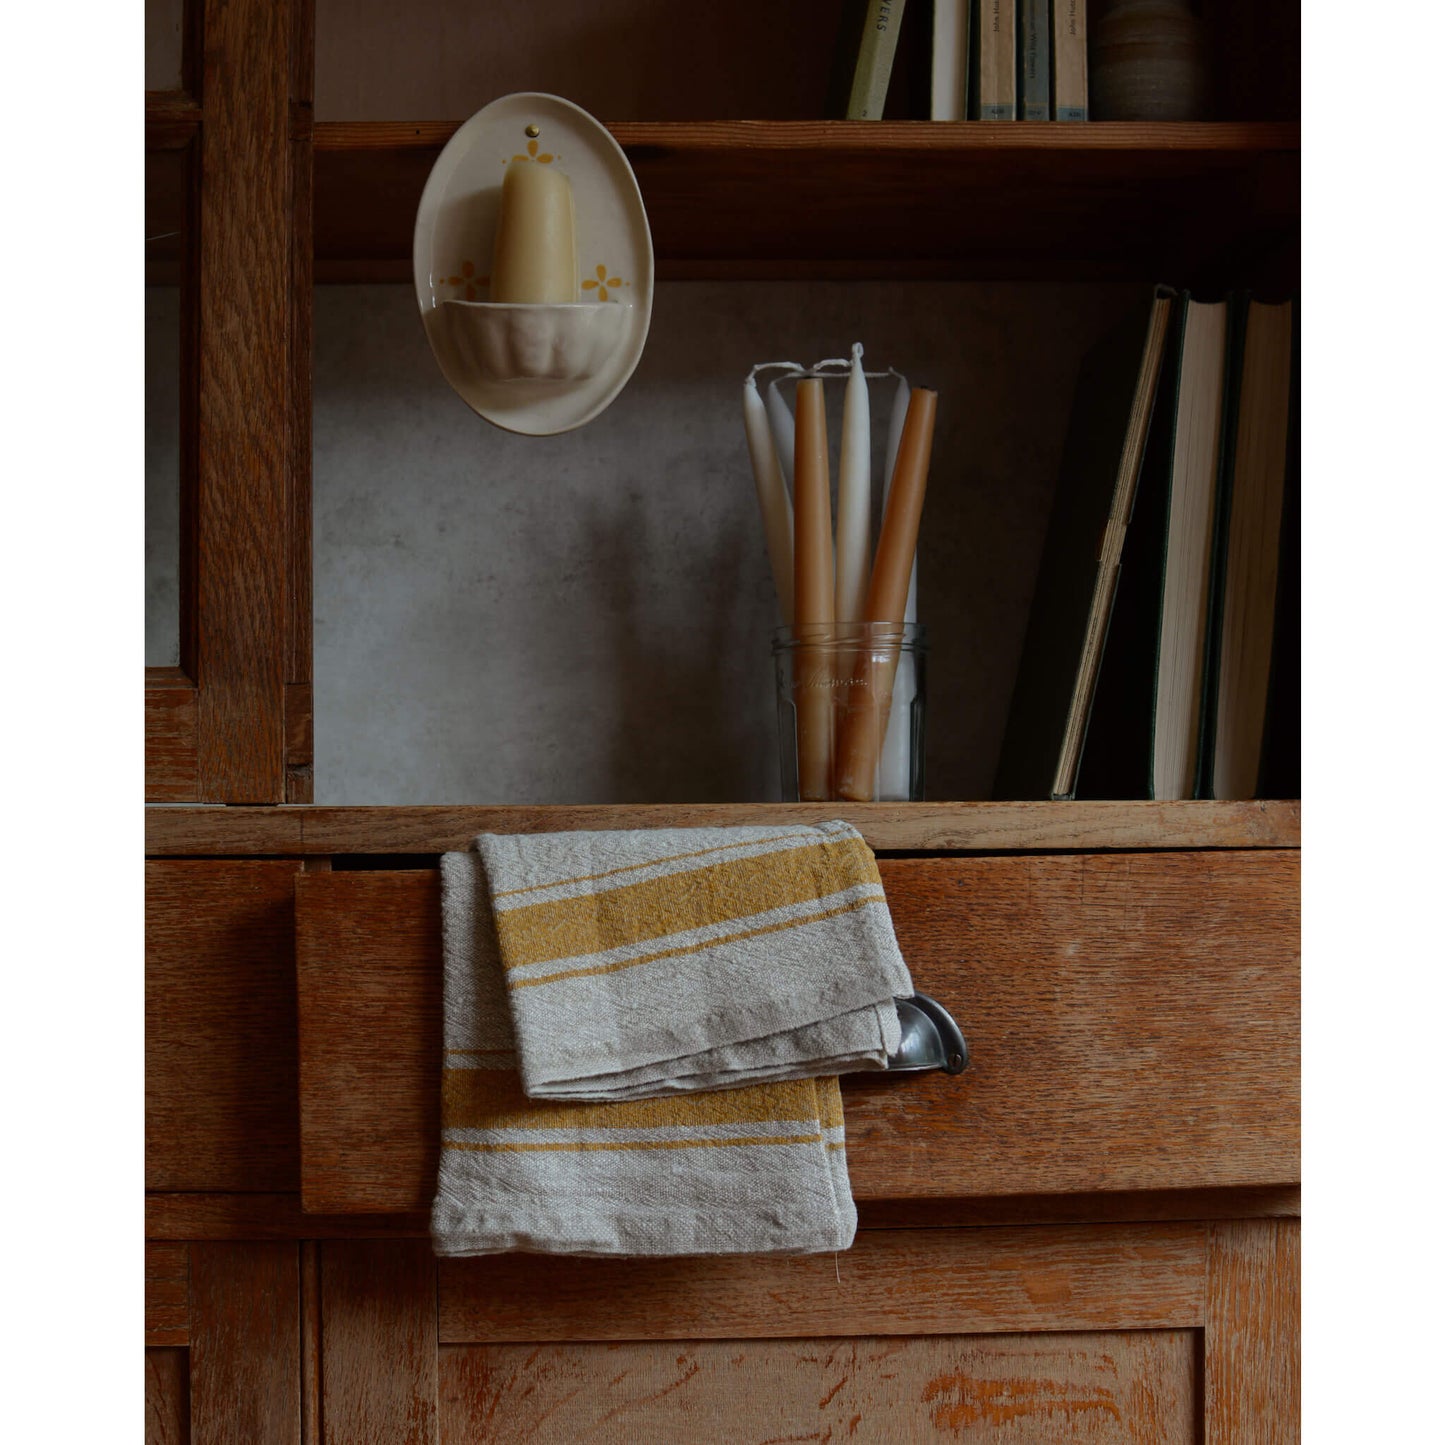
144,1186,1299,1242
189,1243,300,1445
438,1221,1207,1343
320,1241,438,1444
438,1330,1198,1444
146,861,302,1191
1205,1219,1300,1443
147,1241,190,1345
146,1347,190,1445
144,799,1301,856
295,853,1298,1213
194,0,294,801
314,120,1298,283
297,872,441,1213
146,680,199,802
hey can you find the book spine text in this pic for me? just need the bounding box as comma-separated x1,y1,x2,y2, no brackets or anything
848,0,909,120
1051,0,1088,120
978,0,1017,119
1020,0,1050,119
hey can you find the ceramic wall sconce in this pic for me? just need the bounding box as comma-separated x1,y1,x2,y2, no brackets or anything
413,92,655,435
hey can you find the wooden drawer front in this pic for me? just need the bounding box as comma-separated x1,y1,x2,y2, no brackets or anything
296,851,1298,1214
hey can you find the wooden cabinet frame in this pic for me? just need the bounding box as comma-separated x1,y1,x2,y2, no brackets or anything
145,0,314,803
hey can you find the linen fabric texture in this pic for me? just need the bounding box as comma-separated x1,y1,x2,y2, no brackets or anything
432,819,914,1258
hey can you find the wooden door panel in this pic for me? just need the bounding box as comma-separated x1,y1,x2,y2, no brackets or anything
146,860,303,1191
295,852,1299,1212
438,1330,1198,1444
146,1347,190,1445
439,1223,1206,1343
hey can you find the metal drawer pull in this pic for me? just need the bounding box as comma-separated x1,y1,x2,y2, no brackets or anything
885,993,970,1076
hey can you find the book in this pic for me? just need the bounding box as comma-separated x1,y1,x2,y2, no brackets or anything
1203,298,1298,799
931,0,970,120
1051,0,1088,119
992,287,1176,800
844,0,910,119
1086,295,1231,804
1019,0,1051,119
975,0,1017,118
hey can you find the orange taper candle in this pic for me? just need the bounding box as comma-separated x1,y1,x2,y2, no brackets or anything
791,377,835,801
833,386,937,801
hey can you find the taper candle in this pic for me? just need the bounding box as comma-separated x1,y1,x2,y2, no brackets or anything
833,387,937,801
490,161,579,303
834,344,872,624
792,377,835,802
742,377,795,624
876,372,917,799
765,378,797,488
882,373,918,623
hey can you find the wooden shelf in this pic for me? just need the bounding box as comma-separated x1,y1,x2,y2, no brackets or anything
145,799,1301,855
314,119,1300,283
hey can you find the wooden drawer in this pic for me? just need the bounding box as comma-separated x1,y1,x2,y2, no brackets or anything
295,851,1299,1214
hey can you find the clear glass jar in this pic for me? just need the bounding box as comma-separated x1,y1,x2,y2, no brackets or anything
772,622,926,803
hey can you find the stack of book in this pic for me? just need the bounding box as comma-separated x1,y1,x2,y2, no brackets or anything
938,0,1088,120
994,286,1300,802
833,0,1089,121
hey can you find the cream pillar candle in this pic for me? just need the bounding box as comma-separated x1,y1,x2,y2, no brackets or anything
792,377,835,801
834,344,872,624
834,387,937,802
489,162,579,303
765,378,797,488
742,378,795,625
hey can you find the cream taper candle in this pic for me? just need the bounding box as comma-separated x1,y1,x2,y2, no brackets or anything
490,162,579,303
792,378,834,802
765,378,797,488
877,372,916,798
833,387,937,801
743,377,795,624
834,344,871,624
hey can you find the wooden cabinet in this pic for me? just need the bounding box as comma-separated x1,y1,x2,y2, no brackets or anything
145,0,1301,1437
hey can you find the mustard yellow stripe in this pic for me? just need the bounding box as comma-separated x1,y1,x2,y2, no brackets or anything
443,1132,825,1155
490,831,810,900
508,892,884,991
442,1067,820,1132
816,1080,845,1131
826,1141,846,1152
496,834,879,971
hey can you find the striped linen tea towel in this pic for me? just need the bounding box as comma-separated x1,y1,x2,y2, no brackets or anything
432,820,914,1256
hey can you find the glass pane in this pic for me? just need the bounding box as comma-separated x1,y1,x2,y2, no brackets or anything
146,148,187,669
145,0,185,91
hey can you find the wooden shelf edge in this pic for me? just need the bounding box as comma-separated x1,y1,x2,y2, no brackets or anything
316,119,1300,156
146,799,1300,855
145,1185,1299,1240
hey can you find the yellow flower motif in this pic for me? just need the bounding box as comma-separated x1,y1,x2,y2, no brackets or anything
441,259,488,301
511,138,555,164
581,263,624,302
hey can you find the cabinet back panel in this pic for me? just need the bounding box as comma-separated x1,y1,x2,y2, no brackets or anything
312,281,1133,804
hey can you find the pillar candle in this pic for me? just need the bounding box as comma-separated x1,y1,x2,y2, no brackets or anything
833,387,937,801
834,345,871,624
792,377,835,801
742,378,795,625
489,162,579,303
765,378,797,489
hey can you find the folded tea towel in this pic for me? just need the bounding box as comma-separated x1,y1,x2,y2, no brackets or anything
432,845,860,1256
470,819,913,1099
431,819,913,1256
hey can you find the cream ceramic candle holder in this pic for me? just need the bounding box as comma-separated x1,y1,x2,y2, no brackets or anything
413,93,654,435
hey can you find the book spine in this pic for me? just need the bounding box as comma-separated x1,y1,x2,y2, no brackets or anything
1051,0,1088,119
848,0,909,120
978,0,1017,118
1020,0,1050,119
931,0,968,120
